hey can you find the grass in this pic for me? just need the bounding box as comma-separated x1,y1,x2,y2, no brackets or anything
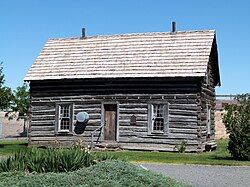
0,160,190,187
113,139,250,166
0,140,28,156
0,139,248,186
0,139,250,166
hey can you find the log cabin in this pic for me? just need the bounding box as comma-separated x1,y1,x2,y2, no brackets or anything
24,24,220,152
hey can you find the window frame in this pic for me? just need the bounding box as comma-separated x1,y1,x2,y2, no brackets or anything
206,104,211,136
206,66,210,87
148,102,169,135
55,103,74,134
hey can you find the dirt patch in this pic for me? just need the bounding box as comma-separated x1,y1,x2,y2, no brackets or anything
215,111,229,139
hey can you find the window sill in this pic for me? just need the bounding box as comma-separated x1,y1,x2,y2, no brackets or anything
56,131,73,135
148,131,169,136
151,131,164,134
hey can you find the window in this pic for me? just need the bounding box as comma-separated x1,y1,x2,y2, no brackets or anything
148,103,169,134
55,103,74,133
153,105,164,131
207,104,211,136
207,67,210,86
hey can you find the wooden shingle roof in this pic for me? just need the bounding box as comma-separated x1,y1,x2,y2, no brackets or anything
24,30,218,81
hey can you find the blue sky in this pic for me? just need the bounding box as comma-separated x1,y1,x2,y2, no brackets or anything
0,0,249,94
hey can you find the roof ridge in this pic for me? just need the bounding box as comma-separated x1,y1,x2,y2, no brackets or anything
48,30,215,40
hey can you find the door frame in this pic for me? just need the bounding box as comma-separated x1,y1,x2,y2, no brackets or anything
101,102,119,142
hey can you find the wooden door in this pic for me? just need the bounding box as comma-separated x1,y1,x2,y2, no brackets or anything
104,105,117,141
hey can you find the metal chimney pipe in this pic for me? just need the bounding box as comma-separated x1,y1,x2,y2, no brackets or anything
82,28,86,37
172,22,176,33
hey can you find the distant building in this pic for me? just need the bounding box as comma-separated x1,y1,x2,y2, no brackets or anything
215,100,239,111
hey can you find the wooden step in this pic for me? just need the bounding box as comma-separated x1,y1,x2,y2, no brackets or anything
94,142,122,151
205,141,217,152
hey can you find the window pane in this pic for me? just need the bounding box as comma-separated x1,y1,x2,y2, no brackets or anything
154,105,163,117
61,106,70,118
153,118,164,131
61,118,70,130
59,105,71,131
152,104,164,131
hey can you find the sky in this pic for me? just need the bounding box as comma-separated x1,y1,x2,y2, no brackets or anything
0,0,249,94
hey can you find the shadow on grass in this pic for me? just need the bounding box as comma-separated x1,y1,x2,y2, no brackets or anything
0,143,28,151
213,155,250,162
211,155,235,161
0,143,28,147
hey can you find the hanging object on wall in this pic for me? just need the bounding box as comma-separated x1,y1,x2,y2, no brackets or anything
130,115,136,125
76,112,89,123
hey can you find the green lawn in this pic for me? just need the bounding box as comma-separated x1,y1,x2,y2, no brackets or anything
113,139,250,166
0,140,28,156
0,139,250,166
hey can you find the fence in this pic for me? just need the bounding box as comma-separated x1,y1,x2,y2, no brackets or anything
216,94,237,100
0,112,30,139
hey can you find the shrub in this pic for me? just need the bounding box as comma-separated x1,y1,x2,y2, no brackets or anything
223,94,250,160
175,140,187,153
0,147,96,173
0,160,190,187
71,138,88,149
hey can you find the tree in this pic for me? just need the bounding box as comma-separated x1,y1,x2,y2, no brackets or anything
0,87,13,110
223,94,250,160
0,62,13,110
12,82,30,116
11,82,30,136
0,62,4,86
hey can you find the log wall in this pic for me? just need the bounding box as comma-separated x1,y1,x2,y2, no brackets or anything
197,55,217,151
29,77,200,151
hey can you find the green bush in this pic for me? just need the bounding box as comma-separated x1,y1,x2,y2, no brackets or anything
223,94,250,160
0,160,190,187
175,140,187,153
0,147,95,173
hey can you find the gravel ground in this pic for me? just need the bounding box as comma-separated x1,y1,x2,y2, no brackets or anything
137,163,250,187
